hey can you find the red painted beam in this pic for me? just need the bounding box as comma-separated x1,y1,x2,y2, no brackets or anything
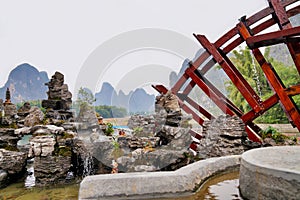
172,73,189,93
269,0,300,75
246,26,300,49
285,84,300,96
241,94,279,123
194,34,264,113
186,65,235,116
189,129,203,140
177,92,214,120
238,21,300,131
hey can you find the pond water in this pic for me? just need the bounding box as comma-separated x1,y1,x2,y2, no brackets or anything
0,171,241,200
155,171,242,200
0,182,79,200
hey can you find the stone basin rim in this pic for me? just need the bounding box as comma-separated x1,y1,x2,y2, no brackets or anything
241,146,300,176
79,155,241,200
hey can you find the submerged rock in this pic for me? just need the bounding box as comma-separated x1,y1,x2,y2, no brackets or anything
0,170,8,188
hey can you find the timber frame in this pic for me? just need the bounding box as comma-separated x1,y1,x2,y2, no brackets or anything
153,0,300,143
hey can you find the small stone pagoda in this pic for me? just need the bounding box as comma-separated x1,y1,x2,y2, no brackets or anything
42,71,73,120
0,88,17,126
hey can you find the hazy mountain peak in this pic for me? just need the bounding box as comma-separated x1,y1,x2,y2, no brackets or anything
1,63,49,103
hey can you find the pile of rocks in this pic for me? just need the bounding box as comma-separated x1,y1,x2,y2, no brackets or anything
0,128,27,188
0,128,21,150
0,149,27,188
15,125,91,186
0,72,95,188
127,115,158,136
196,115,250,158
17,102,31,119
42,72,73,120
91,91,194,173
76,104,99,131
118,136,160,149
155,91,182,126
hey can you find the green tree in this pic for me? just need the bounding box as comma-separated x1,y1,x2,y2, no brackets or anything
94,105,127,118
226,46,300,123
76,87,96,106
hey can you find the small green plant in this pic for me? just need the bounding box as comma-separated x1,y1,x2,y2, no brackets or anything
57,146,72,157
260,126,290,144
61,132,74,139
0,123,18,129
3,144,19,152
105,122,114,136
111,137,123,159
111,136,120,149
261,126,278,139
42,116,49,125
133,126,143,134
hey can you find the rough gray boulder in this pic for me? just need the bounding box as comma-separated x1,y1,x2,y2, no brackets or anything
196,115,249,158
34,156,72,186
0,170,8,188
42,71,72,110
0,149,27,175
17,102,31,119
24,106,44,127
0,128,20,149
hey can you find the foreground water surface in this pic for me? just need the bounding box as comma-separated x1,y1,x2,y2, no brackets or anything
0,182,79,200
0,171,240,200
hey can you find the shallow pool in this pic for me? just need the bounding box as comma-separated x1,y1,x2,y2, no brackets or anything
0,182,79,200
0,171,241,200
155,171,242,200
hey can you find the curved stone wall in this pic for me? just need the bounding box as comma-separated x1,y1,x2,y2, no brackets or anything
240,146,300,200
79,155,241,200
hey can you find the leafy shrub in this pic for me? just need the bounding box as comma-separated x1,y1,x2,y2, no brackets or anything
105,122,114,136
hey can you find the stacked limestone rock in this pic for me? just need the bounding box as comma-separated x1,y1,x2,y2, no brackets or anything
0,128,27,188
15,125,91,186
76,104,99,131
98,90,194,172
17,102,31,119
196,115,250,158
155,90,182,126
0,72,96,189
42,72,73,120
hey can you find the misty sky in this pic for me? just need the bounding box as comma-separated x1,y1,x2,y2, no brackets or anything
0,0,268,95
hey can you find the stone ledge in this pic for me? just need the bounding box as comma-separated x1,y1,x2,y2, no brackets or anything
240,146,300,200
79,155,241,200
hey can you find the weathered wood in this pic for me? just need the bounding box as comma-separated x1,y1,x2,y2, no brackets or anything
152,0,300,143
195,34,264,113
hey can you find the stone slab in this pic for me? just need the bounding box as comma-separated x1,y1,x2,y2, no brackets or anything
240,146,300,200
79,155,241,200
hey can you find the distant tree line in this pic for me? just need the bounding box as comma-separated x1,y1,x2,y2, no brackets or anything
94,105,127,118
15,88,128,118
76,87,127,118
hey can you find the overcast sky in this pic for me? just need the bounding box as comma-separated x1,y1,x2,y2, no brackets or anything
0,0,268,94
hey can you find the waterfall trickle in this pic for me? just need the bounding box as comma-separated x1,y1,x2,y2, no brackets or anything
82,155,94,177
251,54,262,97
24,158,35,188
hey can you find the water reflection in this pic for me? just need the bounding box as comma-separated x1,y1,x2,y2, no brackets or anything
155,171,242,200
